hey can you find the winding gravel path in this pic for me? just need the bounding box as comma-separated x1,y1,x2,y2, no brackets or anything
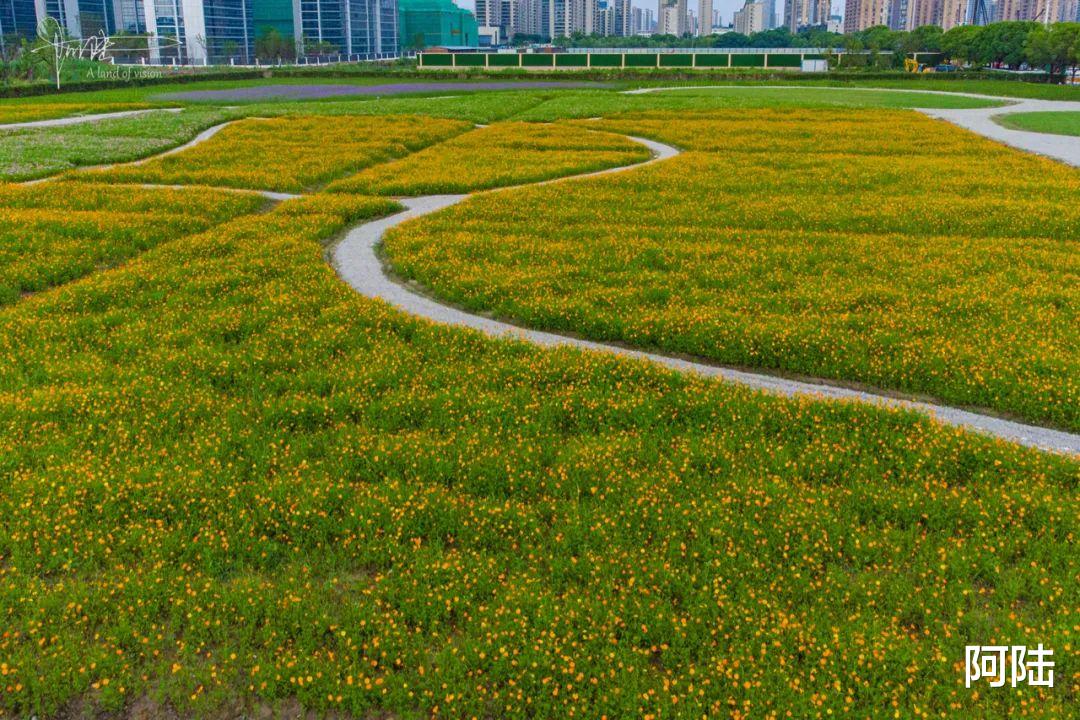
624,86,1080,167
0,107,182,131
920,98,1080,167
332,134,1080,455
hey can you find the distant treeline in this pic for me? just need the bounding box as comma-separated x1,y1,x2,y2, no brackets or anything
562,21,1080,74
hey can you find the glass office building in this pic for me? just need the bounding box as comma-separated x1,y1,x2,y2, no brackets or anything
77,0,118,34
117,0,147,32
203,0,253,61
15,0,395,62
149,0,188,60
299,0,397,56
299,0,347,50
0,0,38,42
253,0,295,40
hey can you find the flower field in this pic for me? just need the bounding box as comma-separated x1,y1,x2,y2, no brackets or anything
0,89,1078,720
0,180,264,305
383,109,1080,431
0,170,1075,718
327,122,651,195
0,102,153,124
78,115,471,192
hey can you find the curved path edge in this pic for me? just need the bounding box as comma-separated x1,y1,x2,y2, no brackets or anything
623,85,1080,167
332,136,1080,456
0,107,182,131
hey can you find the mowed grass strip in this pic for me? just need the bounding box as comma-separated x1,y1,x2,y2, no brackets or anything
74,114,472,193
996,110,1080,137
0,102,154,124
512,86,1004,122
0,181,265,305
327,122,651,195
383,108,1080,430
0,181,1076,719
0,109,232,181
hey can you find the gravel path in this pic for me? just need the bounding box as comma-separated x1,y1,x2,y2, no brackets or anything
919,98,1080,167
624,85,1080,167
332,135,1080,456
156,81,610,103
0,107,181,130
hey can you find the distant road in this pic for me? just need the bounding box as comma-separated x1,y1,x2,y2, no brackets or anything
156,81,611,102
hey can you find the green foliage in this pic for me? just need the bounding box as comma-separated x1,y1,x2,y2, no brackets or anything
254,27,296,62
1025,22,1080,77
973,20,1039,67
940,24,983,64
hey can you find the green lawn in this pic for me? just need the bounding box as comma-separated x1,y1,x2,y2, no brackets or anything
0,108,231,180
515,86,1003,121
995,110,1080,136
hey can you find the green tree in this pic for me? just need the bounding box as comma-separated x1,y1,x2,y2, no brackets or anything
856,25,901,52
972,20,1036,67
31,17,70,89
1025,22,1080,78
747,27,794,48
898,25,944,54
255,27,295,61
940,24,982,65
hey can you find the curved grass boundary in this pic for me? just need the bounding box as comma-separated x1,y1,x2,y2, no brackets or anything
995,110,1080,137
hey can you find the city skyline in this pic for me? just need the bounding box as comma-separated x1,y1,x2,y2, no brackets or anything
449,0,843,28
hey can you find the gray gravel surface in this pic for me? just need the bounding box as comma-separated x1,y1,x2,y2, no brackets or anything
332,135,1080,455
0,107,181,130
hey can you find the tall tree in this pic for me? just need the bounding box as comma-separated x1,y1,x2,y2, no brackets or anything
972,20,1036,68
940,24,982,65
1025,23,1080,78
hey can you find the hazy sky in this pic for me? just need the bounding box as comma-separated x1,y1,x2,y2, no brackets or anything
451,1,845,27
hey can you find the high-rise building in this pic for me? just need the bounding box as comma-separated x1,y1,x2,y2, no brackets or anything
783,0,827,30
13,0,399,61
696,0,711,33
143,0,254,63
514,0,543,35
733,0,767,32
612,0,630,34
843,0,888,32
656,0,685,35
996,0,1076,21
0,0,39,42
